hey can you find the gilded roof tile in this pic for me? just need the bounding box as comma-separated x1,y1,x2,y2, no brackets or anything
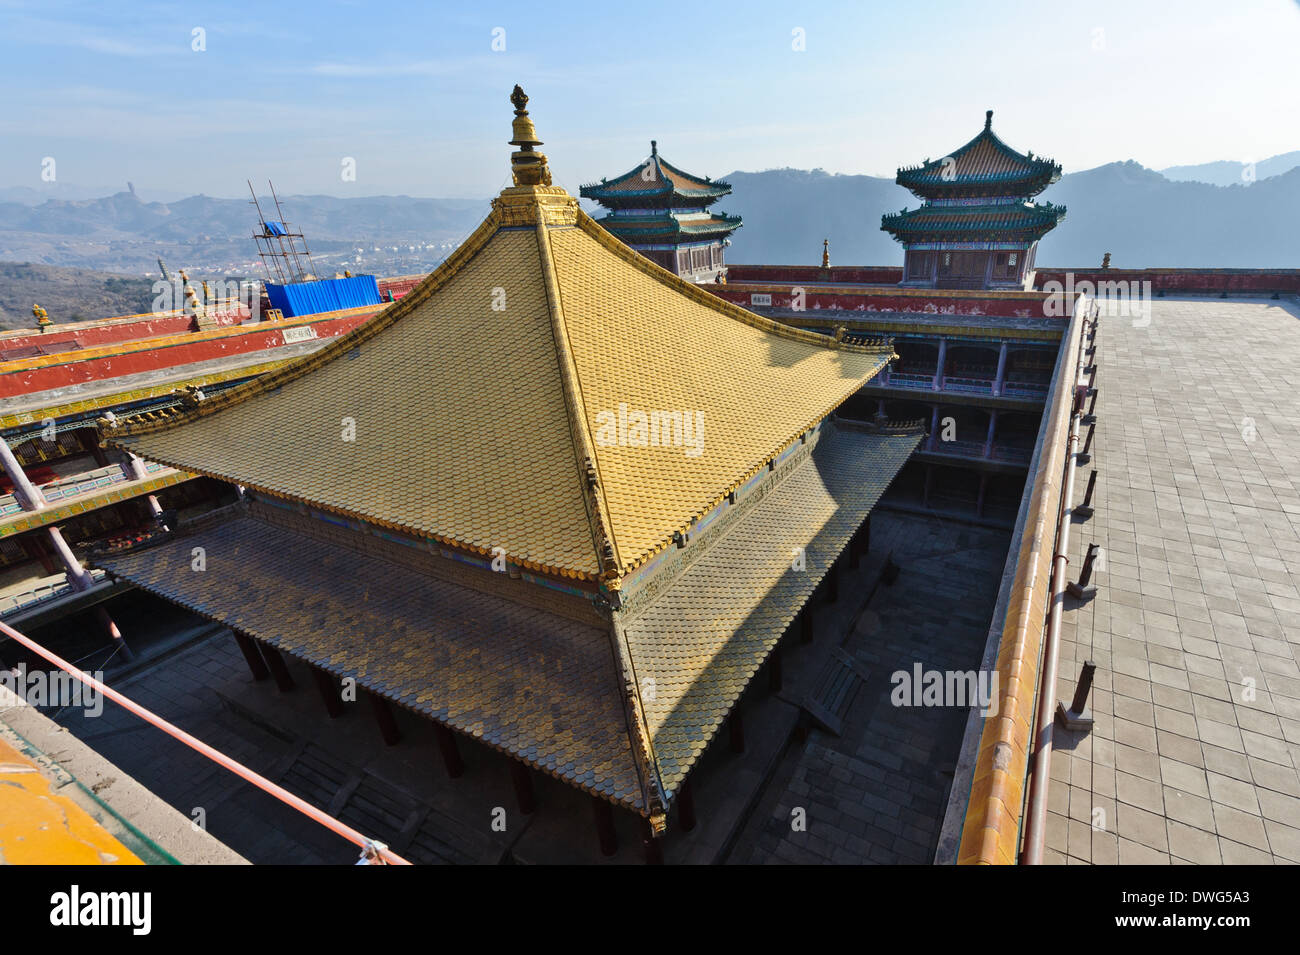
619,423,921,797
94,511,646,809
107,149,892,582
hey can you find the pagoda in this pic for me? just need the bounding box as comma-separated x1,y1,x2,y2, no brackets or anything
580,142,741,284
881,110,1065,290
93,87,919,859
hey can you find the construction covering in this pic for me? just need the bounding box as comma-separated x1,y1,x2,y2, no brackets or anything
264,275,381,318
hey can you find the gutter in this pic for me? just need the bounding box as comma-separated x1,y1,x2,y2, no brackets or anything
1019,297,1095,863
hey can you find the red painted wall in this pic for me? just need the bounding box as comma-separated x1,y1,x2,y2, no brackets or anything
1034,268,1300,294
0,307,249,356
726,265,905,285
0,310,375,399
710,285,1055,319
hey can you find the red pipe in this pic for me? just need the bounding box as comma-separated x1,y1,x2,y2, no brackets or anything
0,620,411,865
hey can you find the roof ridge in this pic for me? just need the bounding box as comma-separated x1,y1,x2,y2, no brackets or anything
531,205,624,582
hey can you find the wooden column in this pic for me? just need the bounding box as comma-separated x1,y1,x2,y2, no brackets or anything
861,514,871,556
310,667,343,718
433,724,464,778
509,761,535,815
20,535,58,575
592,797,618,856
231,631,270,682
825,558,838,603
768,645,783,693
77,429,109,467
260,643,296,692
800,605,814,644
677,777,697,832
729,709,745,753
366,691,401,746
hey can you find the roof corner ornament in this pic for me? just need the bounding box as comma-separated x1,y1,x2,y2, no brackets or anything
32,302,51,332
834,324,847,344
985,109,993,131
650,139,657,157
508,85,552,187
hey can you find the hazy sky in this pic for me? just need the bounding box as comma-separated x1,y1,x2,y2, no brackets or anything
3,0,1299,199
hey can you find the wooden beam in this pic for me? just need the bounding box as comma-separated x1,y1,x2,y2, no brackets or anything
310,666,343,718
729,709,745,754
366,691,401,746
677,777,697,832
433,724,464,778
510,761,535,814
592,797,617,857
259,643,295,692
768,644,783,693
231,630,269,682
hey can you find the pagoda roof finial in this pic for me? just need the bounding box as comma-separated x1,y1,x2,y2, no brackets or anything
651,139,657,157
985,109,993,131
508,84,552,187
821,238,830,269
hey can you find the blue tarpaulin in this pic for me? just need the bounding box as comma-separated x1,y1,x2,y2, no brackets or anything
264,275,382,318
264,221,287,236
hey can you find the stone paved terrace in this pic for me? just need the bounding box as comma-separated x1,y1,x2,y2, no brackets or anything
1048,296,1300,865
729,512,1009,864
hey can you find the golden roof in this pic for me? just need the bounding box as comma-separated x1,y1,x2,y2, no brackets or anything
106,88,894,584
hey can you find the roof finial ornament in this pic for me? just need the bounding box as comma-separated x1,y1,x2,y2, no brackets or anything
650,139,657,157
985,109,993,130
508,85,552,187
821,238,830,269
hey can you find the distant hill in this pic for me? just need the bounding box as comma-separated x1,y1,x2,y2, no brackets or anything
0,262,156,331
722,161,1300,268
0,191,489,275
4,157,1299,279
1160,151,1300,187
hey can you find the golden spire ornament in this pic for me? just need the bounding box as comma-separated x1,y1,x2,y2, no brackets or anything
821,238,831,269
508,85,552,187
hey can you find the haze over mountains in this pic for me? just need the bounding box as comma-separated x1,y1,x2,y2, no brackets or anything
0,153,1297,280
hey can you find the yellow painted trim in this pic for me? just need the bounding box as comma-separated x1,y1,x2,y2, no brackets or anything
0,470,193,538
0,736,143,865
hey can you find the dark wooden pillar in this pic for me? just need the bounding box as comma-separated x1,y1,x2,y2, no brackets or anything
677,777,697,832
231,630,270,682
260,643,296,692
768,645,783,693
311,666,343,718
366,691,401,746
77,429,109,467
825,558,839,603
20,535,58,575
592,797,618,856
861,514,871,557
848,529,861,570
800,605,814,644
729,709,745,754
510,761,535,814
433,724,464,778
642,818,664,865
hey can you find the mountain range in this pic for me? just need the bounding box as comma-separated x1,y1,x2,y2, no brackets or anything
0,152,1297,278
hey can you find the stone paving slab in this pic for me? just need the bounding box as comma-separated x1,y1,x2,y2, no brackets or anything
1049,296,1300,865
729,511,1010,864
